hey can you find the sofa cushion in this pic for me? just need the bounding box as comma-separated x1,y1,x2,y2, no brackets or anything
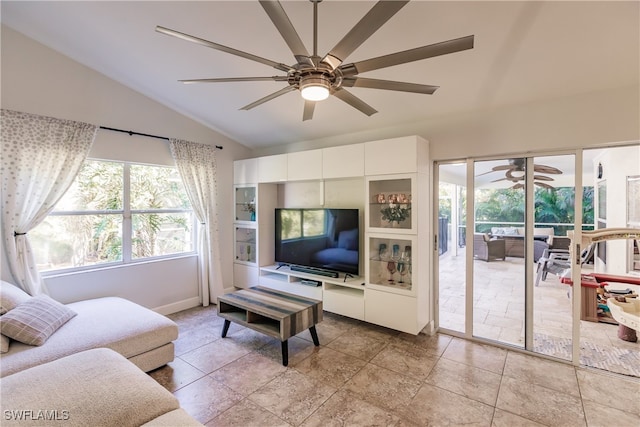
0,348,181,427
1,334,9,353
0,280,31,315
0,295,76,346
0,296,178,377
491,227,519,236
142,409,204,426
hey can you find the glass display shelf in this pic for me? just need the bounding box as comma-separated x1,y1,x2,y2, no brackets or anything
368,236,413,291
235,227,256,264
235,186,256,222
368,177,412,230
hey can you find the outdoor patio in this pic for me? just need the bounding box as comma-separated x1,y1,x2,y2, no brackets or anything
438,250,640,377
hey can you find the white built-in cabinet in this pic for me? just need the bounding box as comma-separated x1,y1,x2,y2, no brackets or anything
322,143,365,178
232,135,431,334
233,160,277,288
258,154,287,183
287,149,322,181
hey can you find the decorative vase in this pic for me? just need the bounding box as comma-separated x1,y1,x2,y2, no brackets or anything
250,211,256,221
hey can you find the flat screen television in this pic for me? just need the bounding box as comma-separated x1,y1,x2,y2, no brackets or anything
275,208,359,276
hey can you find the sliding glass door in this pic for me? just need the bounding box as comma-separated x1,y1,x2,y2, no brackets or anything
472,158,526,347
437,154,577,355
437,162,466,333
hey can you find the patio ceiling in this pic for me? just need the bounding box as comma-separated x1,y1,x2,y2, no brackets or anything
440,150,604,189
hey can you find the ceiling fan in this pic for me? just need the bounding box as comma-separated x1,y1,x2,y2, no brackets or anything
480,158,563,189
156,0,474,121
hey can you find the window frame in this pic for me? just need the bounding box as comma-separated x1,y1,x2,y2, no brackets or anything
39,160,196,276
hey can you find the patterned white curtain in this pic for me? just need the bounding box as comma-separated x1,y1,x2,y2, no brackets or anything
0,109,97,295
169,139,225,305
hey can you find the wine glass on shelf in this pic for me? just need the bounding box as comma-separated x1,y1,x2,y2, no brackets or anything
378,243,388,261
397,260,406,283
392,244,400,261
386,260,396,283
247,245,252,263
239,244,245,261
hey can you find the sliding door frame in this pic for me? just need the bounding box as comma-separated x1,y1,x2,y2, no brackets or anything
434,149,584,366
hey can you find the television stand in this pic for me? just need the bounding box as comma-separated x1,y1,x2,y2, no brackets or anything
258,265,365,321
289,264,339,278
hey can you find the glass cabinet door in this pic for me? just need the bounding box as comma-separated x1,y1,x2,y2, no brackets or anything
367,235,415,294
235,227,256,264
235,186,256,222
367,175,414,232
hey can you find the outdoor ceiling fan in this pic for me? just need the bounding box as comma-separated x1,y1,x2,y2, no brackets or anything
480,158,562,189
156,0,474,121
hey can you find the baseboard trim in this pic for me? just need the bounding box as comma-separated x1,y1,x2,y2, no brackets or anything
153,297,201,315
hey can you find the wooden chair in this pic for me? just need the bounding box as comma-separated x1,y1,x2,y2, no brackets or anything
473,233,506,262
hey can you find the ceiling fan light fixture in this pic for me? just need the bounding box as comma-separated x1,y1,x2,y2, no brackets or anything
300,75,330,101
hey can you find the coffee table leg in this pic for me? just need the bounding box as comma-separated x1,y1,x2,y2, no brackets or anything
281,340,288,366
221,319,231,338
309,325,320,346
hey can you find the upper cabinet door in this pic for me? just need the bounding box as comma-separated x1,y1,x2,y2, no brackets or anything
322,144,365,179
365,136,429,176
234,158,258,184
287,149,322,181
258,154,287,183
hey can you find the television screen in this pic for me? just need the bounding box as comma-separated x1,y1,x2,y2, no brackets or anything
275,208,359,276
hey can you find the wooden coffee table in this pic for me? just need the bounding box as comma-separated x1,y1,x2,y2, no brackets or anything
217,286,322,366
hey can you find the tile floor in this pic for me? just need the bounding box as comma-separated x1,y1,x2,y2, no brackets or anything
438,251,640,362
150,304,640,426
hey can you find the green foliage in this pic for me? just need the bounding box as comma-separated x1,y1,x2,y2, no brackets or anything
473,186,594,234
33,160,193,270
381,204,411,224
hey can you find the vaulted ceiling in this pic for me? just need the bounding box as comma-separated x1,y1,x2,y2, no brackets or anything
2,1,638,149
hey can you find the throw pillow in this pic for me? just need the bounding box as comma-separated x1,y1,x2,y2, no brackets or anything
338,229,359,251
0,295,77,346
0,280,32,315
1,334,9,353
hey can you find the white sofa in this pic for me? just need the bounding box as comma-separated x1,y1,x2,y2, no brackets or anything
0,281,179,377
0,281,201,425
1,347,202,426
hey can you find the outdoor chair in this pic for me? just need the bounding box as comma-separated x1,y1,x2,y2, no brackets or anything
549,236,571,251
473,233,506,262
535,244,596,286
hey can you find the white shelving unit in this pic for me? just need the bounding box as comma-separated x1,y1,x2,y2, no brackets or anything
232,136,432,335
232,161,278,288
259,265,365,319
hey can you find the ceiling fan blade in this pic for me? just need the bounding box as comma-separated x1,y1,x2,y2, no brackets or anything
340,35,474,76
492,177,522,183
303,100,315,121
512,183,524,190
476,165,513,177
156,26,293,73
342,77,438,94
533,164,563,174
321,0,409,70
179,76,289,84
259,0,313,66
533,175,554,181
332,89,378,116
240,86,297,110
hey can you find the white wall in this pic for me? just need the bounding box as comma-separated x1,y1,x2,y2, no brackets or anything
1,26,252,311
253,85,639,162
592,146,640,274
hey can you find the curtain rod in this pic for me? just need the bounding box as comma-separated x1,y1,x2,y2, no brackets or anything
99,126,223,150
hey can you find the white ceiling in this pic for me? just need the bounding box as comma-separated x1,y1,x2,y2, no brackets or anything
1,1,638,150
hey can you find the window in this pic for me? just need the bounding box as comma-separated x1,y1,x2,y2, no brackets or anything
31,160,194,272
280,209,326,240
